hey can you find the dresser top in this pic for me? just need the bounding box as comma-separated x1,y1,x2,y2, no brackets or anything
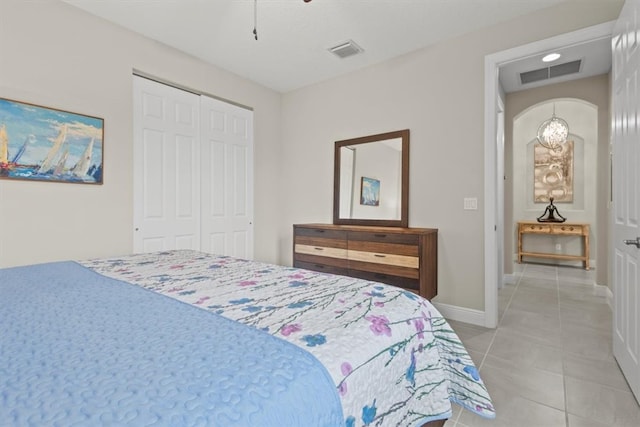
294,223,438,234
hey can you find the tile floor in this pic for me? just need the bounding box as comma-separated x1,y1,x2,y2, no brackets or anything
444,262,640,427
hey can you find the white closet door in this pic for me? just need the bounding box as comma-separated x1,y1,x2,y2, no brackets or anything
200,95,254,259
133,76,201,253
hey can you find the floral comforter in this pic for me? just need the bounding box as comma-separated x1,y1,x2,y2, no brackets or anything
82,250,494,427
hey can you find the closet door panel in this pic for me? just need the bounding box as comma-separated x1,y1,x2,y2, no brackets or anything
133,76,200,253
200,95,254,259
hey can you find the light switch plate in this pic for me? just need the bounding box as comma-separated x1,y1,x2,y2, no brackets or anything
464,198,478,210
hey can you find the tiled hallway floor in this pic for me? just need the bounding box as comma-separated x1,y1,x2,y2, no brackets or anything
444,263,640,427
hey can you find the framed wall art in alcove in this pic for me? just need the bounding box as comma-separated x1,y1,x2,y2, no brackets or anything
533,140,574,203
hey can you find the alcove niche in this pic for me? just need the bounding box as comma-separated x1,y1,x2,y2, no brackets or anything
512,98,598,265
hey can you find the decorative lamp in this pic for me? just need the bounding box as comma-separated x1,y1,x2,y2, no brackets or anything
536,105,569,151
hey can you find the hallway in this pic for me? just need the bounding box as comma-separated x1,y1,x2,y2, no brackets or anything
445,263,640,426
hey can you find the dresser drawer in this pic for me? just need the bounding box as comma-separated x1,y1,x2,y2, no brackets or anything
550,224,584,235
347,231,418,245
347,249,419,269
295,226,347,240
348,259,419,279
520,224,551,233
348,269,420,292
294,259,349,276
295,244,347,259
348,240,418,257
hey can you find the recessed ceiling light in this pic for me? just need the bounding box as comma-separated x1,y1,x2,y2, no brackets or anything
542,53,561,63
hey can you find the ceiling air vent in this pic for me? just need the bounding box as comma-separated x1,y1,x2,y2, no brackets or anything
520,67,549,85
519,59,583,85
550,60,582,78
328,40,364,59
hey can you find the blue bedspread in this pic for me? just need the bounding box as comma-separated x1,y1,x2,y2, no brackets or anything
0,262,343,426
84,250,495,426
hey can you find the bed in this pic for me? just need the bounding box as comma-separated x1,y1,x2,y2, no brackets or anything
1,250,494,426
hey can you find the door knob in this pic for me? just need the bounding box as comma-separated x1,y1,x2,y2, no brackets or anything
623,237,640,248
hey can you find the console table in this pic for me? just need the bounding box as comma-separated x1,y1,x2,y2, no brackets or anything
517,221,590,270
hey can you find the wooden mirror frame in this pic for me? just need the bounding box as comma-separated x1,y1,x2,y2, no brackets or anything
333,129,409,227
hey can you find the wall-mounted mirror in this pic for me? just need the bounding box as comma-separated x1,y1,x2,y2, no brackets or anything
333,129,409,227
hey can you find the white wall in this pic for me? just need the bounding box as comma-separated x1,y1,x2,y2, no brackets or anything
280,2,622,311
0,0,282,268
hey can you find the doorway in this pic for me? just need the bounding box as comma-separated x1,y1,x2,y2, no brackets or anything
484,22,615,328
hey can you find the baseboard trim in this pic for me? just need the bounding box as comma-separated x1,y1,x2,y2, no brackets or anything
503,274,517,285
597,284,613,311
431,302,486,327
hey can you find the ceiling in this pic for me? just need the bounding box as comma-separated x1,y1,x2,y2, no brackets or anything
63,0,612,94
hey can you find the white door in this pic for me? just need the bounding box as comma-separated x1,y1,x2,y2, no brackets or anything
133,76,201,253
200,95,254,259
612,0,640,403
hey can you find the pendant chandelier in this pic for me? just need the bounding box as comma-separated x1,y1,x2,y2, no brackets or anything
536,104,569,151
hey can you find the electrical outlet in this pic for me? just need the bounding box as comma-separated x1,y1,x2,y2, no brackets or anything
555,243,562,251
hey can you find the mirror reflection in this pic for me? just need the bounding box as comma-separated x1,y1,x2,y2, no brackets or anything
338,138,403,220
333,129,409,227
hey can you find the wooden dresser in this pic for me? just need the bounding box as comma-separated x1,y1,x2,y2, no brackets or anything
293,224,438,299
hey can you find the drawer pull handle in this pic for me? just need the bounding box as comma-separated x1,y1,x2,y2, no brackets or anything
314,247,324,251
374,234,387,238
374,254,386,258
314,264,325,269
314,229,325,233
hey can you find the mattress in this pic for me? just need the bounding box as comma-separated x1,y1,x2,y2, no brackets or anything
82,250,495,426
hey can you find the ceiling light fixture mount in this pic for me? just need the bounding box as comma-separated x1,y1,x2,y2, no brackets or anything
536,104,569,151
253,0,312,41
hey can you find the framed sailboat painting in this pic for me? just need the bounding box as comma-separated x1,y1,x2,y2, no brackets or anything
0,97,103,184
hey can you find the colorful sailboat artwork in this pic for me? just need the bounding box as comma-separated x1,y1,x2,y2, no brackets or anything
0,97,104,184
38,124,68,174
0,124,8,167
71,138,94,177
11,134,35,164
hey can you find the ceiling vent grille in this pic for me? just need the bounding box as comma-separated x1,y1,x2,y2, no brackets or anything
519,59,582,85
328,40,364,59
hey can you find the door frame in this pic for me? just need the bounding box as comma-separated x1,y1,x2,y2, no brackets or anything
483,21,615,328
